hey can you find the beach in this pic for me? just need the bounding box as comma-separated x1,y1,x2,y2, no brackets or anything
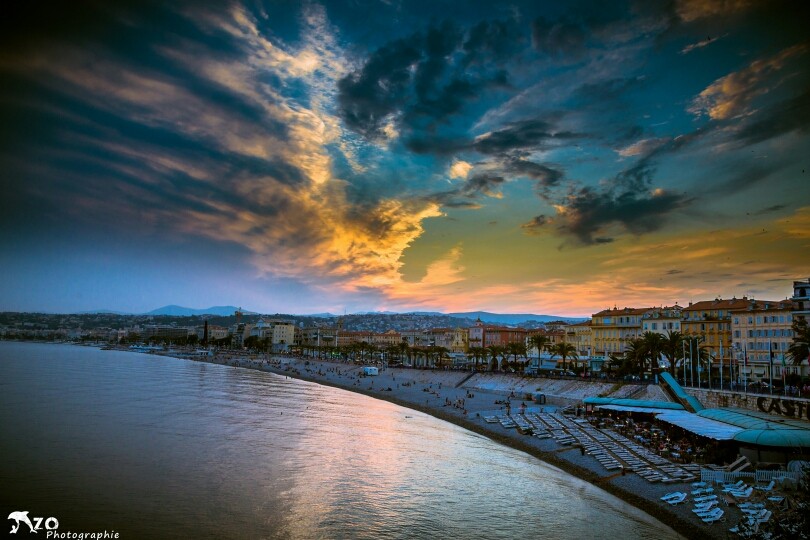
196,352,742,539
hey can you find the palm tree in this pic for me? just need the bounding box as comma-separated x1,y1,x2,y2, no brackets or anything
624,338,646,375
528,334,550,358
549,342,578,372
604,353,623,377
397,341,410,364
506,342,527,372
468,346,486,371
486,345,504,371
433,346,450,368
788,317,810,365
661,330,684,376
641,331,666,374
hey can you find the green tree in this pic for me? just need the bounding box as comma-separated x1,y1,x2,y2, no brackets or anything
661,330,684,376
528,334,550,357
467,346,486,371
506,342,527,372
788,317,810,365
641,331,666,374
486,345,505,371
624,338,646,375
549,342,578,372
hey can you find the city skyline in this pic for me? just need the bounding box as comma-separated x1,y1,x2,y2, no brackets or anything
1,1,809,317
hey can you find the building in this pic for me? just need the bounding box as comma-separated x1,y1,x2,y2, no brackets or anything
142,325,192,341
792,279,810,321
641,306,683,336
298,325,340,349
419,327,466,353
400,329,430,348
565,321,592,355
681,297,753,372
468,319,527,350
731,299,799,382
590,307,649,356
249,318,296,352
196,324,229,342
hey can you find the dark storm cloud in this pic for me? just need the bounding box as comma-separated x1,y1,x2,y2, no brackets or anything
524,185,691,245
531,16,586,57
337,19,520,142
503,159,564,187
461,173,506,197
337,36,423,139
729,85,810,147
472,119,583,155
462,19,525,66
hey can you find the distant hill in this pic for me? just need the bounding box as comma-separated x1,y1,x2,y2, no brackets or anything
145,305,256,316
447,311,586,325
77,309,132,315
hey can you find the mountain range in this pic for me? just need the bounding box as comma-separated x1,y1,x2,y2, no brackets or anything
79,306,584,324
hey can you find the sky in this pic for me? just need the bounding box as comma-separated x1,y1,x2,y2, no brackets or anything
1,0,808,317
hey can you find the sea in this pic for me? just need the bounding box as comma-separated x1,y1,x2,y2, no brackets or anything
0,342,681,539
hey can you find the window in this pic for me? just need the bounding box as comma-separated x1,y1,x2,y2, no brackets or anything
748,317,753,324
756,316,762,324
734,317,739,325
734,330,740,338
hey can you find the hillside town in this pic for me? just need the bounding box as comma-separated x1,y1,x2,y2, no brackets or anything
3,279,809,389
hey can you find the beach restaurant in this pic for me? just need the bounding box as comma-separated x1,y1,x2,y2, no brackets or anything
583,396,810,466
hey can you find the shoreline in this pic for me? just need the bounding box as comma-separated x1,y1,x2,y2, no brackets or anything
199,353,716,539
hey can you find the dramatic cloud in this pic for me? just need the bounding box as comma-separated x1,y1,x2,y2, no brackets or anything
337,19,517,143
1,0,808,314
527,186,691,245
690,44,808,120
472,118,583,155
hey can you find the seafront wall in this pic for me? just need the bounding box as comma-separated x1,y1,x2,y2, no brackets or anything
685,387,810,421
382,369,671,406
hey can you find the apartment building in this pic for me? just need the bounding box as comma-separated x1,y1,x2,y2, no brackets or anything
681,298,752,368
731,299,798,380
641,306,682,335
590,307,649,356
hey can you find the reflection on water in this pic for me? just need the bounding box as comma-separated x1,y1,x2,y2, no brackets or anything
0,342,680,539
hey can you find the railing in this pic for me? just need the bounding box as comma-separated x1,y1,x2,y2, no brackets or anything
700,468,802,484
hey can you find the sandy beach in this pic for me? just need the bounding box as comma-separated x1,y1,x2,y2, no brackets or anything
187,352,750,540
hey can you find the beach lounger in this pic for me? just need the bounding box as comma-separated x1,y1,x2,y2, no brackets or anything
694,506,722,518
754,480,775,492
691,481,708,489
693,494,718,504
660,491,685,501
665,493,688,505
701,509,724,524
691,487,713,496
721,480,745,492
692,501,718,513
730,486,754,499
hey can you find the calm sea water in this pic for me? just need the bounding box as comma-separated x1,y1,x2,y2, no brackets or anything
0,342,680,539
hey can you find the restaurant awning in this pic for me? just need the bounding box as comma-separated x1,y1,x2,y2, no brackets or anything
655,411,744,440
